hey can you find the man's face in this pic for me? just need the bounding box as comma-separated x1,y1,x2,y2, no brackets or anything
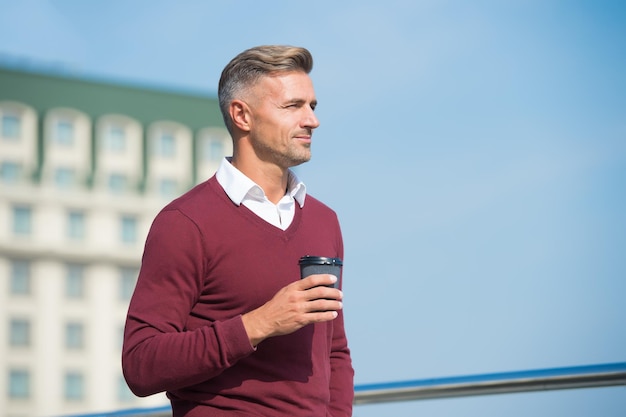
245,71,320,169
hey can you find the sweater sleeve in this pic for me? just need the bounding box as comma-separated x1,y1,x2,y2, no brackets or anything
327,220,355,416
122,209,255,397
327,310,355,417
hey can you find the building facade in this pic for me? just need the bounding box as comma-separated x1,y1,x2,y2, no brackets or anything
0,65,231,417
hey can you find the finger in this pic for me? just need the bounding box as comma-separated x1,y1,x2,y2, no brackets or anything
306,298,343,313
305,286,343,301
305,310,340,323
300,274,337,289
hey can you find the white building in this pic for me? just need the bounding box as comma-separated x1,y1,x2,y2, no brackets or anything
0,65,231,417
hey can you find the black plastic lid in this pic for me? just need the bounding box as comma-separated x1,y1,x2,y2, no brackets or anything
298,255,343,266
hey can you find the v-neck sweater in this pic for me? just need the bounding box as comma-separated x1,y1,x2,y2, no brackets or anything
122,176,354,417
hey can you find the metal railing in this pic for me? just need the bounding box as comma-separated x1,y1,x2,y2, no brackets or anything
65,362,626,417
354,362,626,404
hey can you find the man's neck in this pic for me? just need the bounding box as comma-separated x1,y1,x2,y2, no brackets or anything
230,156,289,204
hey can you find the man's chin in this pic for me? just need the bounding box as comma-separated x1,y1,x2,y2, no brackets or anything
288,153,312,168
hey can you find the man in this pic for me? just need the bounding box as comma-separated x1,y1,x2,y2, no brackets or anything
122,45,354,417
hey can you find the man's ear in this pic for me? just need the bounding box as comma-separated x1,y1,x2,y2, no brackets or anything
229,100,251,132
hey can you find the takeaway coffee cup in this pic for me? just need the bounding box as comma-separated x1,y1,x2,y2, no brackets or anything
298,255,343,289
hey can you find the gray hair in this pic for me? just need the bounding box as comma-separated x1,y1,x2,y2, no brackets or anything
218,45,314,133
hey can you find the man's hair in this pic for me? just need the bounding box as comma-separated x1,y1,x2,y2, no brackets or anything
218,45,313,133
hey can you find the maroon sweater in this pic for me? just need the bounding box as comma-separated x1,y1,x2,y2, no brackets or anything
122,176,354,417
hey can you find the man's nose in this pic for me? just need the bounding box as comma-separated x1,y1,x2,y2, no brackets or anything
303,107,320,129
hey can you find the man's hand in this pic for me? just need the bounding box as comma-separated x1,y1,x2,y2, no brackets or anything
242,274,343,347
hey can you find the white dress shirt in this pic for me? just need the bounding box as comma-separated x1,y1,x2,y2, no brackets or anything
215,157,307,230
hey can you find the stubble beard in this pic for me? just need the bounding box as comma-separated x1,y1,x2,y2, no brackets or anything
286,142,312,168
254,139,312,169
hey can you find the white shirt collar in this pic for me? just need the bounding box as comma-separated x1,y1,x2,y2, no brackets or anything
215,157,307,208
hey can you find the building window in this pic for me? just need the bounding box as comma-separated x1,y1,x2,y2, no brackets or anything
54,119,74,146
159,178,177,199
121,215,137,244
1,113,21,140
66,264,85,299
12,205,32,236
1,161,21,184
105,125,126,152
55,167,76,189
64,372,85,401
155,132,175,157
120,267,138,301
9,318,31,347
10,260,30,295
67,210,86,240
8,369,31,399
65,322,84,349
109,173,128,194
204,138,225,162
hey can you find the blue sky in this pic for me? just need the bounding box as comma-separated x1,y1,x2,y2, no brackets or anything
1,1,625,416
